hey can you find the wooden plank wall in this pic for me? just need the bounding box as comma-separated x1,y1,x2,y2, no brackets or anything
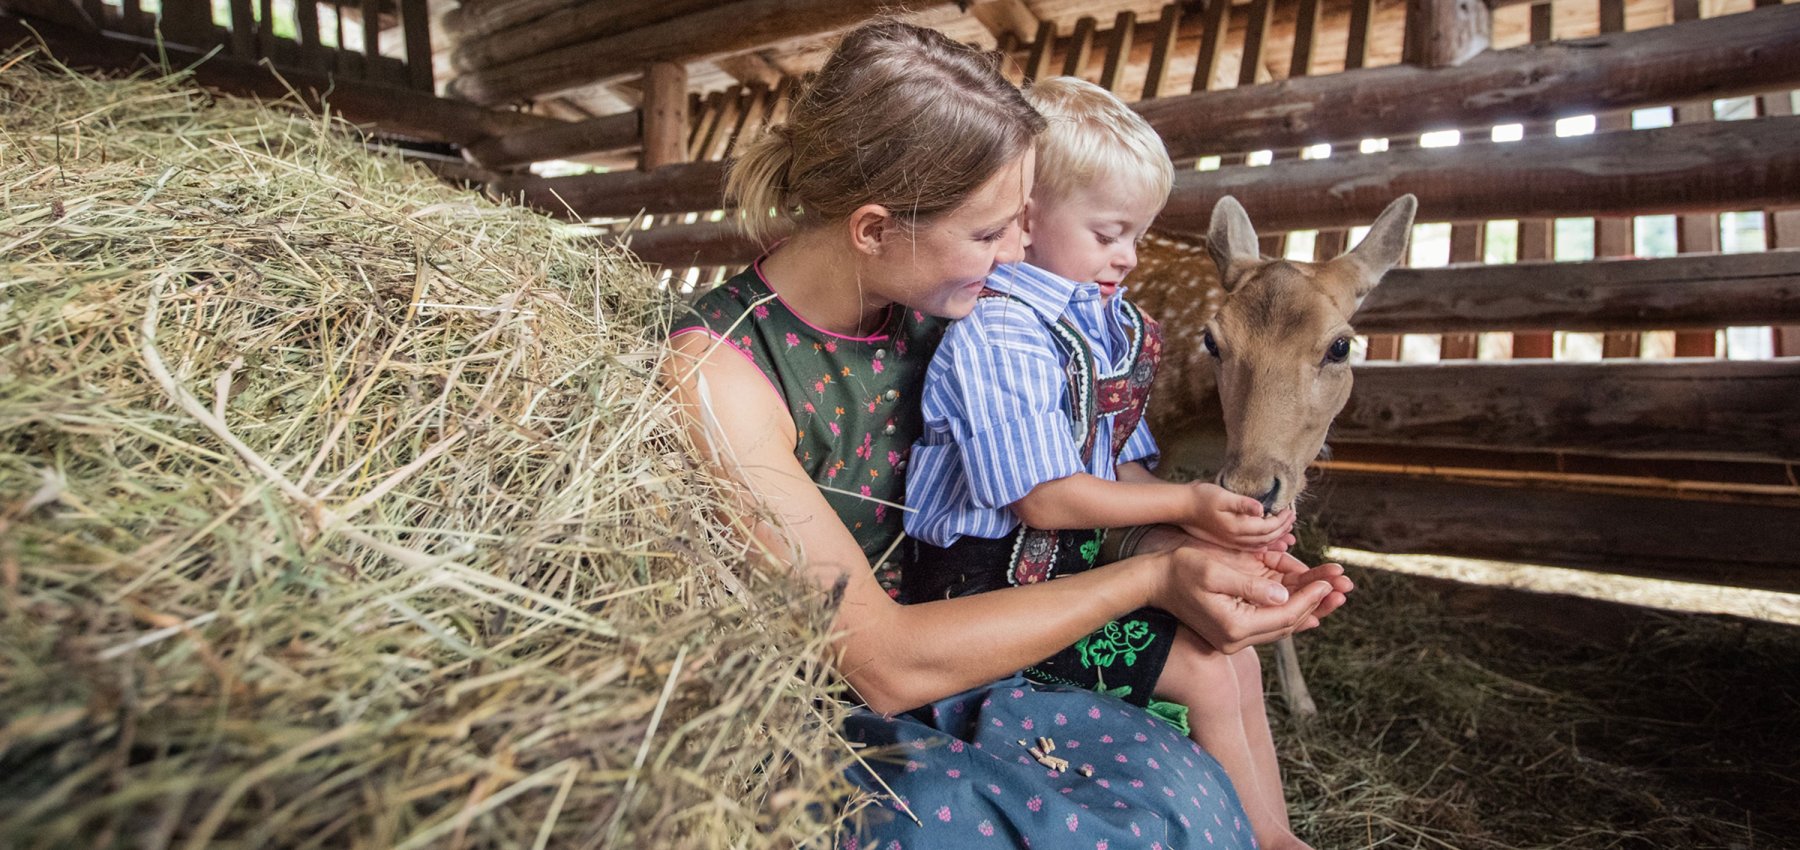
644,0,1800,585
71,0,434,91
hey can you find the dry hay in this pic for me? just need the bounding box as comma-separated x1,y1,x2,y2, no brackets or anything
1276,563,1800,849
0,52,858,848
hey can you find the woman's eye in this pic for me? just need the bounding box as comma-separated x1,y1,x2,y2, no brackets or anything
1202,328,1220,358
1325,336,1352,363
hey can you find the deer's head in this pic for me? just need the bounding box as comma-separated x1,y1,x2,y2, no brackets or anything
1201,194,1417,514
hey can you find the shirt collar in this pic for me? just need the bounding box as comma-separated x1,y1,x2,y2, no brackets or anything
985,263,1107,324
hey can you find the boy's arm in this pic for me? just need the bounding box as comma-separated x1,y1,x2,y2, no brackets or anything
1013,473,1201,531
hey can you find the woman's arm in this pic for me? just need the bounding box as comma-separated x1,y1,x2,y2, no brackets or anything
664,333,1328,713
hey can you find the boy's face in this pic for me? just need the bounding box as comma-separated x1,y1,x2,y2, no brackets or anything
1023,178,1163,299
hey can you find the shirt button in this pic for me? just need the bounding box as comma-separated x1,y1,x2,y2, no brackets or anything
895,459,908,472
874,348,886,360
884,389,899,401
883,423,897,435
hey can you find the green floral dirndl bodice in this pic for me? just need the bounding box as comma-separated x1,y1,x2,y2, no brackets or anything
669,262,945,596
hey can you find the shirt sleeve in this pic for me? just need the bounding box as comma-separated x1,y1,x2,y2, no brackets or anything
933,299,1085,510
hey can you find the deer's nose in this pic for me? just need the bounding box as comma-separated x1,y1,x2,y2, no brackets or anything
1255,479,1282,516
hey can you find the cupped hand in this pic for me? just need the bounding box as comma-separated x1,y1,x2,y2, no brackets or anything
1151,545,1341,654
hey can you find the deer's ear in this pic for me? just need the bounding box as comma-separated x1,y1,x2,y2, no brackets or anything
1206,196,1261,293
1342,194,1418,297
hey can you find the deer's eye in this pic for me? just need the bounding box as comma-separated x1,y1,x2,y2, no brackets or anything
1202,328,1220,358
1325,336,1352,364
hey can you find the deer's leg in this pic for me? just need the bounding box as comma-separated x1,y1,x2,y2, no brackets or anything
1272,635,1317,718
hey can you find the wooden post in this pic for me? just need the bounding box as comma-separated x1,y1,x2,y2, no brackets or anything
399,0,430,91
641,61,688,171
1511,0,1556,360
1440,223,1484,359
1403,0,1491,69
1671,0,1720,358
1594,0,1638,359
1289,0,1323,79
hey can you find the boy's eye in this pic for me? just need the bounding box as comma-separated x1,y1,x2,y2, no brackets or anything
1095,232,1117,246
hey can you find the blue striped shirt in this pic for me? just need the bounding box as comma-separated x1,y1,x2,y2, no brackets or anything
903,262,1159,548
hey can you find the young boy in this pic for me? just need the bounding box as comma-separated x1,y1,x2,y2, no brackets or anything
901,77,1309,850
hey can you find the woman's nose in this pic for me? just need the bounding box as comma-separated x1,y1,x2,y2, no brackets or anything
997,225,1027,266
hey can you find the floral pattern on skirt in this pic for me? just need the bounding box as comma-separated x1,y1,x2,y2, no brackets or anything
842,676,1256,849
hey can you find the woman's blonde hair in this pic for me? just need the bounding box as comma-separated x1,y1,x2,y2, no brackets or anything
726,20,1046,245
1024,76,1173,207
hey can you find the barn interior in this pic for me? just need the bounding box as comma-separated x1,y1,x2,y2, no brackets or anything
3,0,1799,846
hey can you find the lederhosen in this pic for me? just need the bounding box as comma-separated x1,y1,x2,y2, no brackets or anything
902,288,1181,709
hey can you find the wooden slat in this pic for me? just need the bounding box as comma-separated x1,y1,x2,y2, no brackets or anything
257,0,276,62
1356,251,1800,335
359,0,378,59
1024,18,1056,83
697,88,744,163
463,111,639,170
295,0,323,69
399,0,429,90
1193,0,1231,92
1098,11,1134,93
1237,0,1273,87
228,0,256,58
1060,15,1095,77
1593,2,1637,360
1290,0,1323,78
686,91,725,161
158,0,216,46
448,0,936,104
1141,4,1181,99
1344,0,1375,71
721,82,771,160
1599,0,1627,35
0,13,556,145
1336,359,1800,462
1311,472,1800,593
1155,115,1800,236
1138,4,1800,161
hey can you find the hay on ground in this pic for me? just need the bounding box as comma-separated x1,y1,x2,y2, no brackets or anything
1,51,857,849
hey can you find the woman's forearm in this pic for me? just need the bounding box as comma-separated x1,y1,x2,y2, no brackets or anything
837,551,1166,714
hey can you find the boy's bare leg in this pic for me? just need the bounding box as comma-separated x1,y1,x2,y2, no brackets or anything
1230,647,1296,835
1156,626,1311,850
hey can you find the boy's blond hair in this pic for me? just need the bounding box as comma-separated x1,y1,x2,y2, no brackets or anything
1023,76,1173,208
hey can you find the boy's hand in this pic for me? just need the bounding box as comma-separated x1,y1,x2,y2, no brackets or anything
1177,482,1296,552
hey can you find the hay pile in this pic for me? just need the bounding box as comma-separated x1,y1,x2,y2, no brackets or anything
1,53,853,848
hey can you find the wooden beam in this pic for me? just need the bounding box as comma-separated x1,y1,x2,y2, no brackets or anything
449,0,718,74
1023,18,1056,84
1137,4,1800,160
616,218,756,269
969,0,1037,43
0,13,557,145
1289,0,1322,78
1355,251,1800,335
463,111,638,170
1336,359,1800,462
1155,115,1800,236
1310,472,1800,593
494,160,727,219
448,0,956,106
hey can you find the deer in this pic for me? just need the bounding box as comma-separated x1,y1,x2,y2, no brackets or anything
1126,193,1419,714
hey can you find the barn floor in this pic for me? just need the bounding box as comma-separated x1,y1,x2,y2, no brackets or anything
1273,562,1800,849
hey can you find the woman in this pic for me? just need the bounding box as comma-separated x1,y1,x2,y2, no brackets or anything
663,19,1350,847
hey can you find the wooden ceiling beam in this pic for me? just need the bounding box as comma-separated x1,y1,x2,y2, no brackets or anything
448,0,957,107
969,0,1039,43
1,12,558,146
1139,3,1800,159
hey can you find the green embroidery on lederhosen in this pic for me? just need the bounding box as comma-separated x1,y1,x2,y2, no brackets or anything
1075,618,1157,671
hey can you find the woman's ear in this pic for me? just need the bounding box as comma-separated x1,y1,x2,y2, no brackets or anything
848,203,893,255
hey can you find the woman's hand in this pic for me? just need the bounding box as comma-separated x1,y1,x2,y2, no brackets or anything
1143,534,1351,654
